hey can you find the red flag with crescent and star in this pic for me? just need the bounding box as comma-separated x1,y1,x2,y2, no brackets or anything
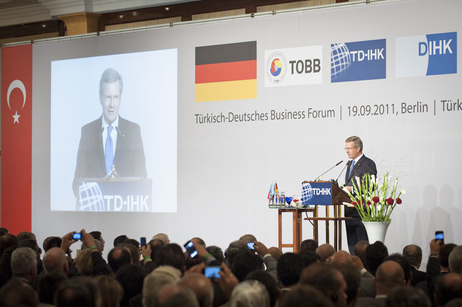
1,44,33,234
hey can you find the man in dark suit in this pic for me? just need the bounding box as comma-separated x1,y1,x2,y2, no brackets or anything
73,68,147,200
344,136,377,254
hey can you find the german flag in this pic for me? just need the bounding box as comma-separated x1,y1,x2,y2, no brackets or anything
195,41,257,102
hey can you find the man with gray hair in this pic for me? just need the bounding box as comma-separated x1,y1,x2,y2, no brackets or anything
449,245,462,274
343,136,377,254
11,247,38,284
73,67,147,201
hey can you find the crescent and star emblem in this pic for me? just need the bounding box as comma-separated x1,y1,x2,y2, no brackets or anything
7,80,27,124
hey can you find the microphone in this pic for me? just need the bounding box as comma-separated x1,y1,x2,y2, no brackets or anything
314,160,343,181
335,161,349,185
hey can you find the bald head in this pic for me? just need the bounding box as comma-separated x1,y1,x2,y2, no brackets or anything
331,251,353,266
179,273,213,307
402,244,422,268
316,244,335,263
375,260,404,295
43,247,69,277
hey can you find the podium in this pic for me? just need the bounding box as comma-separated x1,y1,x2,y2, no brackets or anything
278,181,352,252
77,177,152,212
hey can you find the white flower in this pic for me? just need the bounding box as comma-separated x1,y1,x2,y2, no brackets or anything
355,176,361,186
371,174,376,184
342,187,350,194
400,189,406,195
343,202,355,207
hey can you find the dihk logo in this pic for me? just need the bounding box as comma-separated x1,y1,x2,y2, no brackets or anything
396,31,457,78
266,52,287,84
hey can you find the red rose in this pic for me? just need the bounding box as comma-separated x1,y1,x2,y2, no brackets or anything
351,202,357,207
396,198,402,204
367,201,371,206
386,198,394,205
373,196,380,203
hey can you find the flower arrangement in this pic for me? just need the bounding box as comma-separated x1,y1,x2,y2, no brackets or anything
343,173,405,222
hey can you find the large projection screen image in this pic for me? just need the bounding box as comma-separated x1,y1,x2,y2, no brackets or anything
50,50,178,212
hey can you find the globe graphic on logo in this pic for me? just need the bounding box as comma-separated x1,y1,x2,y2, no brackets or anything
331,43,351,80
270,58,283,77
302,182,314,206
78,182,105,211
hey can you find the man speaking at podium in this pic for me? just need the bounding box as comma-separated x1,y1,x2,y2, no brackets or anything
72,68,147,198
344,136,376,254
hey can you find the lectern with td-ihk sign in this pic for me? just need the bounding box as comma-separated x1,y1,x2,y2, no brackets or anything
277,181,351,252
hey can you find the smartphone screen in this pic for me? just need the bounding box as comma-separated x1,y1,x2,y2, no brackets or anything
140,237,146,246
247,242,255,250
184,241,198,258
435,231,444,244
204,266,221,279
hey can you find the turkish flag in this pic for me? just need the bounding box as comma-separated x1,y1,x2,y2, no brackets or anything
1,44,33,234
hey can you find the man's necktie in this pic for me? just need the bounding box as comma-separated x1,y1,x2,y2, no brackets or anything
105,125,114,174
349,160,355,178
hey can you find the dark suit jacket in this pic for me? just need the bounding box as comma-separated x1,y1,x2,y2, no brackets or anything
73,116,147,196
344,155,377,218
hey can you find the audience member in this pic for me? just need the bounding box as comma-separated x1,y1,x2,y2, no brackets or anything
179,272,213,307
142,265,182,307
0,234,18,257
280,284,334,307
434,273,462,307
43,247,69,277
94,275,124,307
239,234,257,244
224,240,250,268
156,284,199,307
0,228,9,237
154,244,186,273
89,231,106,253
0,277,38,307
245,270,280,307
268,247,283,261
385,286,431,307
402,244,426,286
332,264,361,307
206,245,224,263
331,249,374,298
365,241,388,276
316,243,335,263
353,240,370,266
385,253,412,285
11,247,38,284
108,246,132,274
448,245,462,274
227,279,270,307
277,252,304,290
114,235,128,247
17,231,37,244
355,260,405,307
152,233,170,245
37,271,67,306
299,262,348,307
300,239,318,253
115,264,145,307
54,279,95,307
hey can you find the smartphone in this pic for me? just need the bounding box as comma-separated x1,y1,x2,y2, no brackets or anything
72,232,82,240
184,241,198,258
204,266,221,279
435,231,444,244
247,242,255,250
140,237,146,247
